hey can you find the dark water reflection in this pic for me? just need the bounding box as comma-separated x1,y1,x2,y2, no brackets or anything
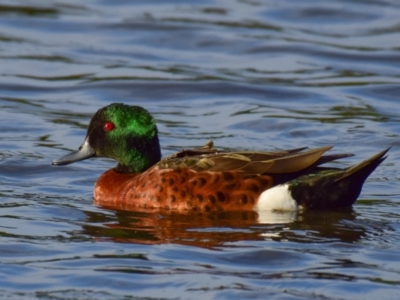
80,206,397,248
1,0,400,299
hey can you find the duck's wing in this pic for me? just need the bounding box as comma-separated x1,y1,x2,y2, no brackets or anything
163,140,307,161
158,142,349,176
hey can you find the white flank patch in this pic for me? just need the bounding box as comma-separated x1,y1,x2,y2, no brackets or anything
255,184,298,212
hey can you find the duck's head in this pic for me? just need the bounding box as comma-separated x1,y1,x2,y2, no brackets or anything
52,103,162,173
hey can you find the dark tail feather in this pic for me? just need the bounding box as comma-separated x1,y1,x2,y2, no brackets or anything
335,147,390,184
286,147,308,154
294,147,390,210
316,153,355,166
331,147,390,208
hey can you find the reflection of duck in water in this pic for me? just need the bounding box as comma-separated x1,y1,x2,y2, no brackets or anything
83,208,381,248
53,103,389,213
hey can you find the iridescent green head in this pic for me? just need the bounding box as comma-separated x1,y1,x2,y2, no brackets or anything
53,103,162,173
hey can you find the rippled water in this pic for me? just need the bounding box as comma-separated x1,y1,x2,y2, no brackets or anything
1,1,400,299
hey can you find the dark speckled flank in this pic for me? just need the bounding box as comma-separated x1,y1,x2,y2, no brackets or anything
94,166,273,212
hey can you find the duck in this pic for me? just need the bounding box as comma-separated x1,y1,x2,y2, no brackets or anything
52,103,389,212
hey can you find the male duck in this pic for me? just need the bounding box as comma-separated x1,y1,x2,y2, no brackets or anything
53,103,389,212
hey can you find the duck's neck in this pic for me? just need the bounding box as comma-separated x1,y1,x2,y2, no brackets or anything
114,135,162,173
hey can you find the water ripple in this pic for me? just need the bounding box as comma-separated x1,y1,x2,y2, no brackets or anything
0,0,400,299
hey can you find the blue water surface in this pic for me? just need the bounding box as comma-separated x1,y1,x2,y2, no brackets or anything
0,0,400,299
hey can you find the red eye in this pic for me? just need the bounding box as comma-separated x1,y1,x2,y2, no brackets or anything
103,121,114,132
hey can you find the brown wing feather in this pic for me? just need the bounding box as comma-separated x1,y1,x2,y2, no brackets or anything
158,142,337,176
262,146,333,173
